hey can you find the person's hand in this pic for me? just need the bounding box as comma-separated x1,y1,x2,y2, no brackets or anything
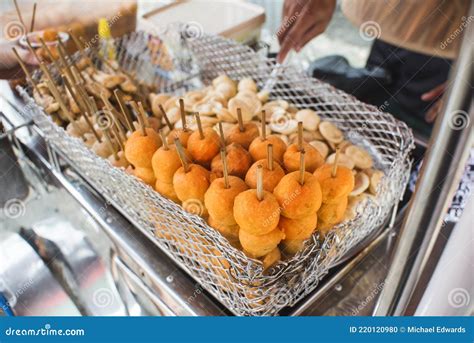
421,83,446,123
277,0,336,63
0,39,38,80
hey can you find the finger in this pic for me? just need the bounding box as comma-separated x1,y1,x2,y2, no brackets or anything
425,100,442,123
277,1,302,44
295,24,326,51
277,36,294,63
421,83,446,101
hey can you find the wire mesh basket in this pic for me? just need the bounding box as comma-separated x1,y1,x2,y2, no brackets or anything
18,30,414,316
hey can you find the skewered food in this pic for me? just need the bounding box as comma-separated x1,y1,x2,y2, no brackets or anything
124,128,161,168
245,144,285,192
239,227,285,258
155,179,180,203
187,125,220,166
225,110,259,149
207,216,240,242
249,111,287,163
313,163,355,204
151,135,190,183
274,171,322,219
107,150,129,168
317,197,348,224
283,142,324,173
262,247,281,270
133,167,156,186
173,164,210,205
279,213,318,240
211,143,252,179
205,175,248,226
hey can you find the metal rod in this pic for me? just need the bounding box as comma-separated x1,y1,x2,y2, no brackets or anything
374,11,473,316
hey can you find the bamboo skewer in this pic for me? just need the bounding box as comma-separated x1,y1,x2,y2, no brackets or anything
63,77,101,142
137,102,150,128
29,3,37,32
297,121,303,151
13,0,26,30
56,41,76,86
38,37,61,72
114,89,133,132
160,130,169,150
237,108,244,132
267,144,274,171
195,112,204,139
158,104,173,130
111,125,124,151
103,128,118,160
130,101,147,136
221,149,230,189
260,110,266,140
11,47,40,95
102,93,127,141
332,148,340,178
218,122,226,149
175,138,189,173
24,37,42,64
179,99,188,132
256,165,264,201
299,149,306,185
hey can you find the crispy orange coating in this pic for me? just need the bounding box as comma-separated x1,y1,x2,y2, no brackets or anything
233,189,280,235
248,135,287,163
167,128,192,147
125,128,162,168
317,196,348,224
204,176,248,226
313,164,355,204
225,122,260,149
211,143,252,179
155,179,180,203
151,145,190,183
283,142,324,173
173,164,210,204
208,215,240,241
273,171,322,219
279,213,317,240
245,159,285,192
239,227,285,258
262,247,281,270
187,127,220,165
133,167,156,186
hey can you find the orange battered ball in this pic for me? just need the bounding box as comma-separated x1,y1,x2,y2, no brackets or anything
155,179,180,203
279,213,317,240
204,176,248,226
187,127,220,165
233,189,281,235
283,142,324,173
133,167,156,186
172,164,210,203
225,122,260,149
248,135,287,163
245,159,285,192
208,215,240,241
211,143,252,179
167,128,192,147
317,196,348,224
273,171,322,219
151,145,190,183
239,227,285,258
125,128,162,168
313,164,355,204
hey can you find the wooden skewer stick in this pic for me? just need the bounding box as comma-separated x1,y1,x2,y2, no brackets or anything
260,110,266,140
38,37,61,72
179,98,188,132
218,122,226,149
137,102,150,128
13,0,26,30
111,125,124,151
102,93,127,141
220,149,230,189
174,138,189,173
299,149,306,185
195,112,204,139
24,37,42,64
56,40,76,86
113,89,133,132
256,165,264,201
158,104,173,130
267,144,274,171
130,101,147,136
63,77,101,141
11,47,40,95
103,128,118,160
332,148,340,178
237,108,244,132
29,3,37,32
297,121,303,151
159,129,169,150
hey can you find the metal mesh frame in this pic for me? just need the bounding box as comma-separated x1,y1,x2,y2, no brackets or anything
18,31,414,316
